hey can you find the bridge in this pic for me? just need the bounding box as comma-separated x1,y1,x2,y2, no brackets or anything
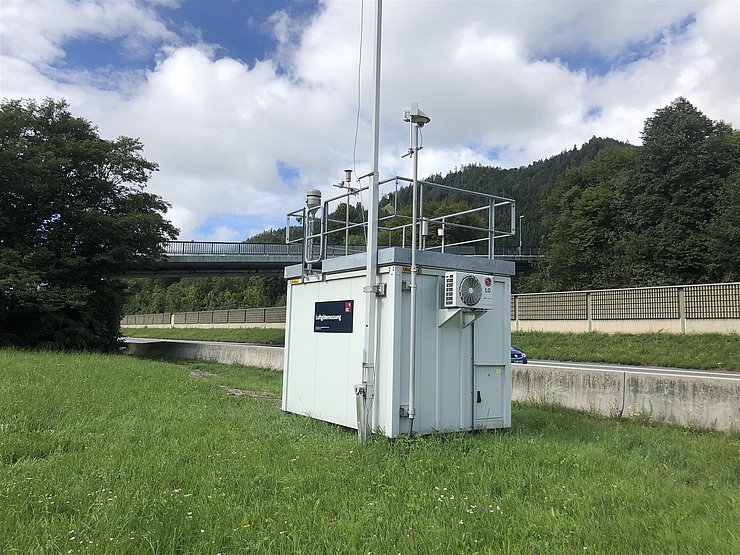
121,241,542,278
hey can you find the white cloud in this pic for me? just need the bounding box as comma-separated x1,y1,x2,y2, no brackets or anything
1,0,177,64
209,225,243,242
1,0,738,240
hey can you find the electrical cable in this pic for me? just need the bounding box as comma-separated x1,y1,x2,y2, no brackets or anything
352,0,364,179
352,0,367,243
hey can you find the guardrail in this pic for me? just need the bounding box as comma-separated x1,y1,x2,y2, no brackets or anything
123,282,740,334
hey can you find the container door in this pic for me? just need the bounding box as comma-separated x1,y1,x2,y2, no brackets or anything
474,364,504,424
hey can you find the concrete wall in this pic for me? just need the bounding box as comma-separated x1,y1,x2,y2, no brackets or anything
124,341,739,433
512,364,740,432
511,365,624,416
125,340,284,371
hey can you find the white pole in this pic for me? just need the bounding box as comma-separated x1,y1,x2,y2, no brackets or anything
408,119,420,431
359,0,382,443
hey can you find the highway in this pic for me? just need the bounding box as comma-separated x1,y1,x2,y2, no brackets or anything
125,337,739,381
524,360,740,381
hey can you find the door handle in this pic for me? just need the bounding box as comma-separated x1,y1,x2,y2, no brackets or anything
476,391,482,403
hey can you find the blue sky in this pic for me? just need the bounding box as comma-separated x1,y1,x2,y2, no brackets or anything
2,0,738,241
58,1,318,72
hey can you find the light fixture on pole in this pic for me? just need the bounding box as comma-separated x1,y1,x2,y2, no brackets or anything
403,104,431,127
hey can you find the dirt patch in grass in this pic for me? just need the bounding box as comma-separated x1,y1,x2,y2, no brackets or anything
221,386,280,402
189,369,217,378
186,366,280,402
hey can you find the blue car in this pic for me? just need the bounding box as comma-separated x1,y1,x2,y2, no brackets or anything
511,346,528,364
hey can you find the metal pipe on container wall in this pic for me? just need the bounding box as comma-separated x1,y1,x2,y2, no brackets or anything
322,199,329,262
488,199,495,259
419,181,424,249
304,207,312,270
359,0,382,443
345,194,350,256
441,217,446,253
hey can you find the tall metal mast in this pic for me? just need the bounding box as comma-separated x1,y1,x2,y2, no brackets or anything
357,0,382,443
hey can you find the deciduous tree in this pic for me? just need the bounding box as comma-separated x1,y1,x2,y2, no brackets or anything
0,98,178,350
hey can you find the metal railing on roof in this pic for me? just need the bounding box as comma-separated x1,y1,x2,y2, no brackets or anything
286,175,518,274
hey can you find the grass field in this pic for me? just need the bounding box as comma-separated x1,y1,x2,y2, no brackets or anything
122,326,740,371
1,349,738,554
513,331,740,371
122,326,285,346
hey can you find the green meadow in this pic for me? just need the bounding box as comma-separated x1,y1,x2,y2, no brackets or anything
1,349,738,554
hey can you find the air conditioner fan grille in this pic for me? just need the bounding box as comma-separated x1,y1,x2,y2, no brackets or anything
458,275,482,306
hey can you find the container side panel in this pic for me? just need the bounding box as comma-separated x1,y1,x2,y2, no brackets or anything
283,276,365,429
472,278,512,428
375,268,403,437
437,311,472,432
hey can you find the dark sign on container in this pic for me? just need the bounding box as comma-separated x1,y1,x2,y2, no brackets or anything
314,300,354,333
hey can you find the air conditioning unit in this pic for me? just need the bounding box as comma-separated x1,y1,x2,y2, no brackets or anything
444,272,495,309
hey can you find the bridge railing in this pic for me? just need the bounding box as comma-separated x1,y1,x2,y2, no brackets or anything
160,241,539,259
163,241,303,256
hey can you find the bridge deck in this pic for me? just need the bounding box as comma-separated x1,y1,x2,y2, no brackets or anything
121,241,541,277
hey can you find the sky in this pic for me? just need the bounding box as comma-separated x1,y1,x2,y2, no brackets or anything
1,0,739,241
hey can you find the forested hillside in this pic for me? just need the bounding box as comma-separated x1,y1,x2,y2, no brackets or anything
123,97,739,313
423,136,626,248
528,98,739,291
124,276,285,314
